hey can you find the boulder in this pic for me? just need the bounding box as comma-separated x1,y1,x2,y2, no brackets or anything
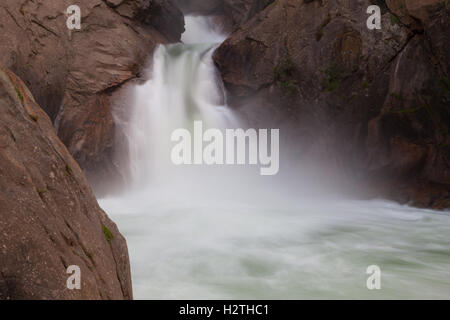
0,66,132,299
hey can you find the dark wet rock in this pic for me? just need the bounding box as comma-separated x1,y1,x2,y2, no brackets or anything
214,0,449,208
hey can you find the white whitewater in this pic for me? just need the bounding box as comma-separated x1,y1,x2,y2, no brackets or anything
124,21,233,187
99,16,450,299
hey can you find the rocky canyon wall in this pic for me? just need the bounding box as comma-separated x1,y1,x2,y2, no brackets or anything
0,0,188,300
0,0,447,211
0,66,132,299
214,0,450,208
0,0,184,186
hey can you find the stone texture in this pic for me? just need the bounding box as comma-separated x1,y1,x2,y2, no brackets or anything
0,66,132,299
386,0,444,27
214,0,449,208
0,0,184,183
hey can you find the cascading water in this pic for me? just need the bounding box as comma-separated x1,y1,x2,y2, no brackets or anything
125,42,235,186
99,16,450,299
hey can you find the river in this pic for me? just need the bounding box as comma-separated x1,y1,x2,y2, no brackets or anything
99,16,450,300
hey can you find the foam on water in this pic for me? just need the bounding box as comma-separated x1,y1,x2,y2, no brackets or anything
99,16,450,300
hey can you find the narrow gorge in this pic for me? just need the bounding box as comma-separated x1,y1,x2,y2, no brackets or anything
0,0,449,300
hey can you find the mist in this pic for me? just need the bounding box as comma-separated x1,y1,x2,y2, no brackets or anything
98,16,450,300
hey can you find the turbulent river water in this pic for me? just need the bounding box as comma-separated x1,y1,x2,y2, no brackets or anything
99,16,450,300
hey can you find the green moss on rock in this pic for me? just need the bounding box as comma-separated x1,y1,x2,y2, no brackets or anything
15,87,24,103
102,224,114,243
321,62,344,92
274,58,300,95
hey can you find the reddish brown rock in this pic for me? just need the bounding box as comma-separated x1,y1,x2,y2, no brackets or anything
0,0,184,182
0,66,132,299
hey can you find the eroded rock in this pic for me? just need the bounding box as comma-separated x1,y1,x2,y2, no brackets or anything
214,0,449,208
0,0,184,183
0,66,132,299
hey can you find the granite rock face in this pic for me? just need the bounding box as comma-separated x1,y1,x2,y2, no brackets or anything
214,0,449,208
0,0,184,183
0,66,132,299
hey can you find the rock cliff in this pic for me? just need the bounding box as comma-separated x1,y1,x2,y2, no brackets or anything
0,66,132,299
214,0,449,208
0,0,184,184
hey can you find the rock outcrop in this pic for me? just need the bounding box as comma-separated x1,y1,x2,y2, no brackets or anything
0,0,184,184
214,0,449,208
0,66,132,299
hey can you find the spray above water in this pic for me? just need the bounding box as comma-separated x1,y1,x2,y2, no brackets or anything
100,16,450,300
121,16,233,187
182,16,227,44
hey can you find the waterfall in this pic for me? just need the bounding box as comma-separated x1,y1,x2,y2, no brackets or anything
99,16,450,300
121,17,237,189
